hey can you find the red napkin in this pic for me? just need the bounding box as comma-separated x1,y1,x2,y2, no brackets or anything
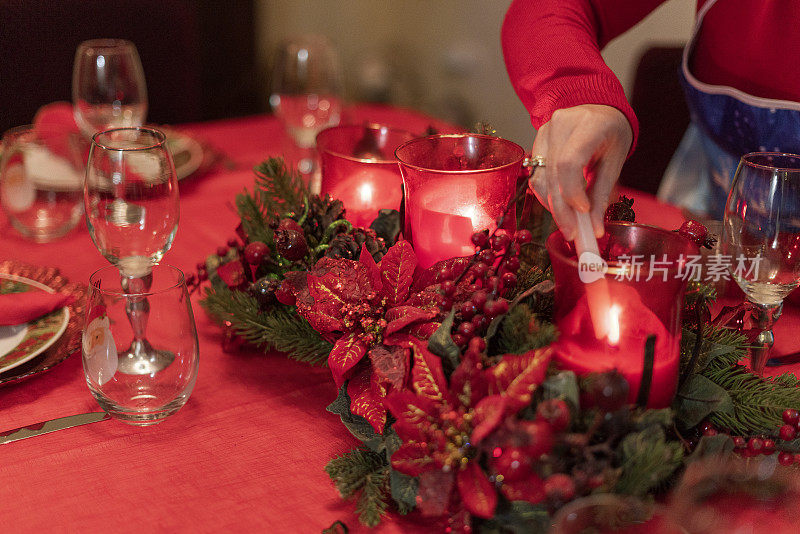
0,291,74,326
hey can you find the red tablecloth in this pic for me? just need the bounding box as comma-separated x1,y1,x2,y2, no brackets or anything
0,106,797,533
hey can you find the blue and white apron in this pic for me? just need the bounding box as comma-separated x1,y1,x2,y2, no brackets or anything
657,0,800,219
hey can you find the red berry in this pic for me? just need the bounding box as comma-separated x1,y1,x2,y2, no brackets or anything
471,262,489,278
747,437,764,454
486,276,502,293
471,314,489,331
782,409,800,426
779,424,797,441
699,421,715,435
185,273,197,286
484,298,509,318
501,272,518,287
216,246,229,257
678,220,709,247
544,474,576,503
442,280,456,297
795,454,800,465
471,231,489,249
197,270,208,282
492,233,511,251
536,399,571,432
732,436,746,449
779,451,794,466
519,420,555,457
505,256,520,273
703,428,718,437
471,290,488,310
452,333,467,348
763,439,776,455
456,321,476,338
514,230,533,244
588,371,629,412
459,302,478,321
226,238,239,248
275,228,308,261
244,241,270,265
491,447,532,483
278,218,304,234
468,336,486,353
438,265,452,281
478,249,495,265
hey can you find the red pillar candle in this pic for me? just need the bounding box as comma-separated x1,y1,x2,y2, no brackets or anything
546,223,697,408
396,134,523,269
317,124,413,229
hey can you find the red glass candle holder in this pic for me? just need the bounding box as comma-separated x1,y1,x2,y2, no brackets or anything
546,222,697,408
395,134,523,269
316,124,414,228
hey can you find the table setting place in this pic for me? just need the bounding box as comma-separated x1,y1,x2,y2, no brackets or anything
2,34,800,534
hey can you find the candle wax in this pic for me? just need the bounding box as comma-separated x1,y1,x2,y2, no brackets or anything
553,284,678,408
327,167,402,229
410,180,495,268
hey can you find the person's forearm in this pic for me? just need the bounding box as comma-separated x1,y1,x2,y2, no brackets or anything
502,0,669,144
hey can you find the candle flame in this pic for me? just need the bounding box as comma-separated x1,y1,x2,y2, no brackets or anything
358,182,374,205
607,304,621,346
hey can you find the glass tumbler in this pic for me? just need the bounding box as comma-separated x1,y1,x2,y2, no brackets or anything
83,264,199,425
0,125,84,242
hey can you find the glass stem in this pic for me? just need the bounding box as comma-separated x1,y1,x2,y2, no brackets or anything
121,271,152,346
749,301,782,375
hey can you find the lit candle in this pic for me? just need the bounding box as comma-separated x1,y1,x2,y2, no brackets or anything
409,179,497,269
552,284,679,408
326,167,402,228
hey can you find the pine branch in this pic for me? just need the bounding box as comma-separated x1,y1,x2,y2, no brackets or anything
325,448,391,528
497,304,557,354
201,286,330,365
235,191,273,245
615,427,683,496
253,158,309,217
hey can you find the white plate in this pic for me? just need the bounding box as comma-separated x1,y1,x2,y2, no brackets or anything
0,274,70,375
164,130,205,180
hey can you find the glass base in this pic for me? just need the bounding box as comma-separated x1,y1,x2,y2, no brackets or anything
116,339,175,375
91,391,189,426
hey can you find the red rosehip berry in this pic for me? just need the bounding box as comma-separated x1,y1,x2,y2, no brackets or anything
536,399,571,432
544,474,576,503
471,231,489,249
244,241,270,265
451,333,468,348
471,290,488,310
442,280,456,297
782,409,800,426
459,302,478,321
763,439,776,455
747,437,764,454
501,271,518,288
478,249,495,265
492,233,511,251
456,321,476,338
483,298,509,318
275,228,308,261
278,217,304,234
468,336,486,353
778,451,794,466
779,424,797,441
505,256,520,273
514,229,533,244
732,436,746,449
519,420,555,458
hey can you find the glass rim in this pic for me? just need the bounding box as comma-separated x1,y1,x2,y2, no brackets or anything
91,127,167,152
88,263,186,297
76,38,138,53
316,123,414,164
545,221,696,275
740,151,800,172
394,133,525,174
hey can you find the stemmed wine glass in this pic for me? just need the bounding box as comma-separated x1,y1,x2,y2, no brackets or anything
72,39,148,137
84,127,179,375
269,35,343,183
722,152,800,374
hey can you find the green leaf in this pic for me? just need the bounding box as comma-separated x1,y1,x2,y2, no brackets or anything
674,374,735,428
389,470,418,515
541,371,580,410
615,427,683,496
427,309,460,376
327,386,387,452
631,408,674,431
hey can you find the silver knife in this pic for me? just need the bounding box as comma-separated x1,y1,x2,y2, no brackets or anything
0,412,111,445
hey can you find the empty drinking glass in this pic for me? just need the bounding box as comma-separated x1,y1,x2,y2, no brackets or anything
83,263,199,425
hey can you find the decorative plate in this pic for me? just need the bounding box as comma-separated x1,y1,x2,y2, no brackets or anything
163,129,205,180
0,274,70,374
0,261,86,387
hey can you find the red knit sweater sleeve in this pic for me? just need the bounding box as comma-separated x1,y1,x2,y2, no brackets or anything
501,0,671,149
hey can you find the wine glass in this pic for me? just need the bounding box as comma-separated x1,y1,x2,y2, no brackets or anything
72,39,147,137
84,127,179,375
269,35,343,184
84,263,198,425
722,152,800,374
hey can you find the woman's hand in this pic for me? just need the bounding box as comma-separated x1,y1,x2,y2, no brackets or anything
528,104,633,240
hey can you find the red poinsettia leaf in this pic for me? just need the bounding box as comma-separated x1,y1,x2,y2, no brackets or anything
369,344,409,393
384,305,438,337
487,348,553,414
408,321,441,340
450,350,489,407
470,395,506,445
359,244,383,294
384,390,439,443
328,333,368,388
308,259,374,322
279,270,310,306
456,461,497,519
391,441,434,477
382,333,417,349
412,256,472,292
416,469,455,517
411,342,451,404
347,368,386,434
500,473,546,504
216,260,247,289
379,240,416,306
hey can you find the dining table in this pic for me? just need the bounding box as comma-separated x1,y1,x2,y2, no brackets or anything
1,103,799,533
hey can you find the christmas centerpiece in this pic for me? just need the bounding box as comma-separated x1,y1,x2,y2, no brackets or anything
198,148,800,532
